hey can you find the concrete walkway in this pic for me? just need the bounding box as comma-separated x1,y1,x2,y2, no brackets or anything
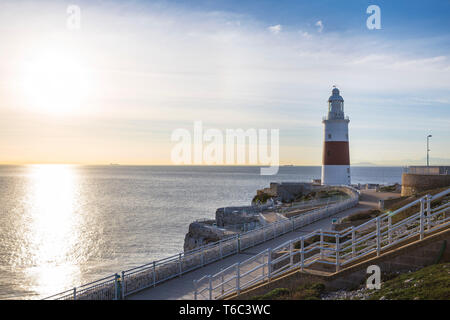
128,190,396,300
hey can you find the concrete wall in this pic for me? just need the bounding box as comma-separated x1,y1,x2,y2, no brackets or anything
408,166,450,175
401,173,450,196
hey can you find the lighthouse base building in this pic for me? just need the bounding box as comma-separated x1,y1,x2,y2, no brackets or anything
321,87,351,186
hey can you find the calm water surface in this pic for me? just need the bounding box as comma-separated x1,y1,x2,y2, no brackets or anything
0,165,402,299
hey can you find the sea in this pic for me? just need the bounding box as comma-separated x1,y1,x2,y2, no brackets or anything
0,165,403,299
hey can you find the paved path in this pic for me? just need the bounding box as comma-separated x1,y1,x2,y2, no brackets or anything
128,190,395,300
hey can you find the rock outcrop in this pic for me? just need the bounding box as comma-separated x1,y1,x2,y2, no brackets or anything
255,182,314,203
215,206,261,228
183,221,226,252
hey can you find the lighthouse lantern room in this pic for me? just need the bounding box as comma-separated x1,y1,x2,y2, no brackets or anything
321,87,351,185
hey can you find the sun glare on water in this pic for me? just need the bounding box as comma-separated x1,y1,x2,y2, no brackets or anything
23,165,83,298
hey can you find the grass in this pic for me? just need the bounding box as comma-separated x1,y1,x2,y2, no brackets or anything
251,283,325,300
341,209,382,223
389,187,449,224
368,263,450,300
379,184,399,192
251,288,290,300
295,190,348,202
252,263,450,300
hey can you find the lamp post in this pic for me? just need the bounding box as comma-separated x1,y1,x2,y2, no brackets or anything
427,135,432,167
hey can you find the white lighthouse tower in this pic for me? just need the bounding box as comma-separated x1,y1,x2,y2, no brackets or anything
321,87,351,185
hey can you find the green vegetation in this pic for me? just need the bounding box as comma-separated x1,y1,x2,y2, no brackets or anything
293,233,353,250
389,187,449,224
295,189,347,202
251,288,290,300
341,209,382,223
251,283,325,300
252,193,272,204
379,184,399,192
369,263,450,300
251,264,450,300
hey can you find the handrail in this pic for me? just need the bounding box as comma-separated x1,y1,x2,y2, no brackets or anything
431,188,450,200
194,187,450,300
44,185,359,300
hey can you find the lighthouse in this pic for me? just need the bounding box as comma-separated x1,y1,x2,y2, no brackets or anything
321,87,351,185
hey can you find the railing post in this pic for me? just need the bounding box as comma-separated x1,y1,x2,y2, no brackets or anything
237,234,241,253
300,237,304,271
335,234,340,272
121,271,125,300
73,287,77,300
262,253,266,278
289,241,294,267
153,261,156,287
426,195,431,231
376,217,381,256
351,227,356,257
221,268,224,295
114,273,119,300
179,253,182,276
388,216,392,244
194,280,198,300
292,219,295,232
320,229,324,259
268,249,272,280
202,246,205,266
420,198,425,240
208,275,212,300
236,263,241,296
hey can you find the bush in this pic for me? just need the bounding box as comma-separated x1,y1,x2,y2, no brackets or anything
379,184,398,192
252,288,290,300
251,283,326,300
252,193,272,204
342,209,381,223
369,263,450,300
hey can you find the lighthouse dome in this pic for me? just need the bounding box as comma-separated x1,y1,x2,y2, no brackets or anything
328,87,344,102
326,86,345,119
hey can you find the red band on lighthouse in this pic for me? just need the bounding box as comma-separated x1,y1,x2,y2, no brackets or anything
323,141,350,165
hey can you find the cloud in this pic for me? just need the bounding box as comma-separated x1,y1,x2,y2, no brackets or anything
299,30,312,39
315,20,323,33
268,24,282,34
0,1,449,164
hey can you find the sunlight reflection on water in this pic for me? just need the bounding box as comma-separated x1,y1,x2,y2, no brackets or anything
0,165,402,299
22,165,82,298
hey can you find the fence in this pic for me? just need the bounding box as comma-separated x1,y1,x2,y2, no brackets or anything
194,187,450,300
278,194,348,214
44,186,359,300
43,274,120,300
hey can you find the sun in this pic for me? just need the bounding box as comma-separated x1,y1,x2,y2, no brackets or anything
21,48,92,114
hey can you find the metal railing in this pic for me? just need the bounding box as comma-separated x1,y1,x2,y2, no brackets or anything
194,188,450,300
43,274,120,300
44,186,359,300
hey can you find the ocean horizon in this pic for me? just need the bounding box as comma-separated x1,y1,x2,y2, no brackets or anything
0,165,403,299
